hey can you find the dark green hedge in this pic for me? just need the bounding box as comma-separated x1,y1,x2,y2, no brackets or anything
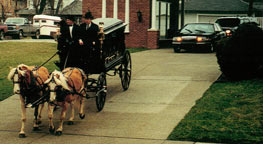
216,23,263,80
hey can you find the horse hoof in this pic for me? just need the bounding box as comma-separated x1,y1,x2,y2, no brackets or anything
68,121,74,125
49,127,55,134
36,121,42,125
55,131,62,136
33,127,41,131
79,113,85,119
19,133,26,138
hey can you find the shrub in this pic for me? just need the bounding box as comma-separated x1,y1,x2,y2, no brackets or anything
216,23,263,80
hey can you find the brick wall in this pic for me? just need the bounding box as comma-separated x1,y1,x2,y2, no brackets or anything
147,29,159,49
82,0,159,49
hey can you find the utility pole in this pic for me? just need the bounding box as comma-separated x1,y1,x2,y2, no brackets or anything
248,0,254,16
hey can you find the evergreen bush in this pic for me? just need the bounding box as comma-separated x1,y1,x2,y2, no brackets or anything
216,23,263,80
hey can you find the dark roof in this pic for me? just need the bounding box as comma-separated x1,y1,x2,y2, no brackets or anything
60,0,82,15
185,0,249,14
17,9,36,15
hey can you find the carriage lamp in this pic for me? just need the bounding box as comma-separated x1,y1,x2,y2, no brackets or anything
137,10,142,22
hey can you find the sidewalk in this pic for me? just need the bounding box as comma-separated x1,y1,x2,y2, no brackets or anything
0,49,221,144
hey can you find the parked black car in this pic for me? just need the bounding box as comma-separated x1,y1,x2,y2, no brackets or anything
172,23,225,53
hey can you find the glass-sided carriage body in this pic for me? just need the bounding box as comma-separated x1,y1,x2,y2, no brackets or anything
58,18,132,111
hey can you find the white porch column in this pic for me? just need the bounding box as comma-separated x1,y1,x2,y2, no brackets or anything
113,0,118,18
102,0,106,18
125,0,130,32
150,0,157,30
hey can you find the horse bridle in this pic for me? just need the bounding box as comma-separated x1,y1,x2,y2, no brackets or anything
12,69,22,94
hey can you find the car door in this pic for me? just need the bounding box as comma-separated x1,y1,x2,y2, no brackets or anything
22,19,30,36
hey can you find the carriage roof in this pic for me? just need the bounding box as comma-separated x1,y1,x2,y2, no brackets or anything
93,18,127,35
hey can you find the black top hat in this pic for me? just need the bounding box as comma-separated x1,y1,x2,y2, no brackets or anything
66,15,75,21
84,11,94,19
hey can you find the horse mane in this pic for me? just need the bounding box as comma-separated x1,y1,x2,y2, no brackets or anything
7,68,17,81
52,70,71,91
17,64,30,76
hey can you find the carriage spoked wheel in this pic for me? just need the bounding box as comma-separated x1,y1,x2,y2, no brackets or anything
119,50,132,91
96,73,107,112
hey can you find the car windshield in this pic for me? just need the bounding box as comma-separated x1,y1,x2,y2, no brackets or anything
180,24,215,34
215,18,240,27
5,18,24,24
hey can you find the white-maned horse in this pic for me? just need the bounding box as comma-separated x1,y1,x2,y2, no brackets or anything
7,64,49,138
44,68,86,136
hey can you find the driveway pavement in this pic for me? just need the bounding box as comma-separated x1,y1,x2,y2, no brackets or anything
0,49,221,144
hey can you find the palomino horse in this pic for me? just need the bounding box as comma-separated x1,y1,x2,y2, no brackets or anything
7,64,49,138
44,67,87,136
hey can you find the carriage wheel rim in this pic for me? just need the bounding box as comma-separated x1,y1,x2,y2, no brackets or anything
120,51,132,90
96,73,107,111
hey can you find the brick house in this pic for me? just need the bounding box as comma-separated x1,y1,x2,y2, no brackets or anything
82,0,174,49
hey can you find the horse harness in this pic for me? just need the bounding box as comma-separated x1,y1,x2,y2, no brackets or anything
14,68,48,108
55,68,87,102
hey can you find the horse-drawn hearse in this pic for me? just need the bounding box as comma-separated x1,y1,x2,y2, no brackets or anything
7,18,131,137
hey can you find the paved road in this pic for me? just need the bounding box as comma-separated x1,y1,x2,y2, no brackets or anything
0,49,221,144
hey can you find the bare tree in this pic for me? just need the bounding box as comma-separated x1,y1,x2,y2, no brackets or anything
39,0,47,14
32,0,41,14
49,0,55,15
0,0,15,21
248,0,254,16
1,3,5,21
55,0,63,15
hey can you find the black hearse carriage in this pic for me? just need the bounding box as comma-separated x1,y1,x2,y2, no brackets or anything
58,18,131,111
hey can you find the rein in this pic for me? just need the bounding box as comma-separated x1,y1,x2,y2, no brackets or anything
19,69,49,108
33,51,59,71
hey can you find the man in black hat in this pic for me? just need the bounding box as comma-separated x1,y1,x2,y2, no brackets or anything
79,11,99,47
57,15,82,69
79,11,100,72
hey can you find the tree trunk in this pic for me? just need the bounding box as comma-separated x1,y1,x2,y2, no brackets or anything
1,4,5,22
55,0,63,15
248,0,254,16
39,0,47,14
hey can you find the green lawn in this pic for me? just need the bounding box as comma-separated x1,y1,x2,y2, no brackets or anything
168,79,263,144
0,42,59,101
0,42,148,101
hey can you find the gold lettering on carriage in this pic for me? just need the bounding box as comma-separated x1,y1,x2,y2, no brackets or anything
105,54,117,64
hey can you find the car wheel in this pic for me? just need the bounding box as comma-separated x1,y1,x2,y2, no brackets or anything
0,31,4,40
17,31,23,39
173,46,181,53
211,44,216,53
35,31,40,39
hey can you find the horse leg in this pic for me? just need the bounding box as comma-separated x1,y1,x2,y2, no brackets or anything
68,101,75,125
55,102,68,136
48,104,55,134
37,103,45,125
33,105,40,131
19,95,26,138
79,96,85,119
